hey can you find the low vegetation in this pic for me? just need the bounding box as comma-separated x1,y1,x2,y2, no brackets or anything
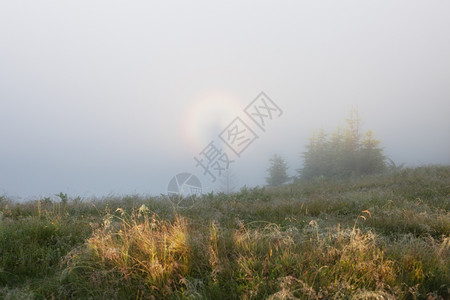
0,166,449,299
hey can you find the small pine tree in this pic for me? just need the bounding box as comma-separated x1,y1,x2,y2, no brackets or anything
300,128,330,178
266,154,290,187
328,126,344,177
359,130,386,175
341,107,362,176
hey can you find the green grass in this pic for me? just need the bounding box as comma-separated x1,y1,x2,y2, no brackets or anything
0,166,449,299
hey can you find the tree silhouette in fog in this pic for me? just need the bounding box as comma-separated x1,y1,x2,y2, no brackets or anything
299,108,386,179
266,154,290,186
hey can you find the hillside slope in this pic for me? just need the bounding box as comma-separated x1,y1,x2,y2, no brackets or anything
0,166,449,299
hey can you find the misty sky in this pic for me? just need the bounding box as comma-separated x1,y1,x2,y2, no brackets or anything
1,1,449,199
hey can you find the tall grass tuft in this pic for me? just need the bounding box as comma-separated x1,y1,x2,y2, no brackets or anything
61,205,191,299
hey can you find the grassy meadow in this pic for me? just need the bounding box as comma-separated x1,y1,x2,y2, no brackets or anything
0,166,449,299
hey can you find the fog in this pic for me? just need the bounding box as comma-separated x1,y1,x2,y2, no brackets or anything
1,1,449,199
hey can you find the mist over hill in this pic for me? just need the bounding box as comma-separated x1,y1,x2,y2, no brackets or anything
1,1,450,199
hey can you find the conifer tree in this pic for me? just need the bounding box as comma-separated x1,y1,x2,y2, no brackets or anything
359,130,386,175
328,126,344,177
266,154,290,186
341,107,362,176
299,108,386,179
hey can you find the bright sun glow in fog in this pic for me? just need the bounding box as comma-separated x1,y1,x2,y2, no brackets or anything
182,91,244,153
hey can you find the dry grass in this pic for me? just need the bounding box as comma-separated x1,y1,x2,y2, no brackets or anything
62,205,191,298
0,166,449,298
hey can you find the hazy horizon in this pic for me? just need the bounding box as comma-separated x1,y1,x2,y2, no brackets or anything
1,1,449,200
